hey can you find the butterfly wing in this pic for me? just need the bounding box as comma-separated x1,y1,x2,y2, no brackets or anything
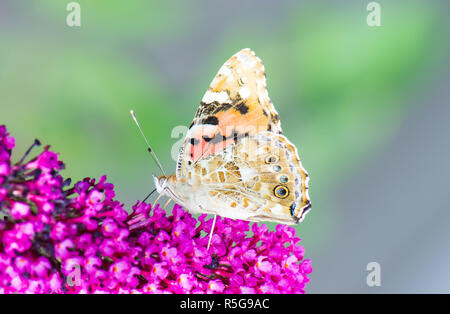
174,49,311,224
177,132,310,224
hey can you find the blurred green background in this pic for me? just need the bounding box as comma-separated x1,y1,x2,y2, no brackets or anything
1,0,449,292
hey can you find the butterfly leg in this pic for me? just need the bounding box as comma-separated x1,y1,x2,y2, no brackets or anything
162,198,171,210
153,193,163,206
207,214,217,251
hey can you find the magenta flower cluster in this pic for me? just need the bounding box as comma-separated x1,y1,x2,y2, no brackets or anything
0,125,311,294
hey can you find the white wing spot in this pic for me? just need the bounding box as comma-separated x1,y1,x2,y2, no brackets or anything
202,90,230,104
236,51,257,67
238,86,251,100
218,65,232,77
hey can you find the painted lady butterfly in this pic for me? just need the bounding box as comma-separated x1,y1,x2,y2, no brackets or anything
154,49,311,225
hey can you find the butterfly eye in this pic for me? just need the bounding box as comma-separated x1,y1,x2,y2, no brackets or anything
265,155,278,164
274,185,289,199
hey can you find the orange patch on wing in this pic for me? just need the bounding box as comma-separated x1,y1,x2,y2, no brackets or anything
215,105,268,136
189,137,235,162
188,103,271,162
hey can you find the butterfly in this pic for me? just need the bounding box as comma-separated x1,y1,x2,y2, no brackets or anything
153,48,311,225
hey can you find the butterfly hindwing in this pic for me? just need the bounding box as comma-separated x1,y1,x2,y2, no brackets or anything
176,132,310,224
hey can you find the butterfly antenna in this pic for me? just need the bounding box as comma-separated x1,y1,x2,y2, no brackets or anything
130,110,166,175
207,215,217,251
141,188,157,203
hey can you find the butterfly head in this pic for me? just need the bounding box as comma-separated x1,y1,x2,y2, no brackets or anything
153,174,173,194
152,174,186,206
